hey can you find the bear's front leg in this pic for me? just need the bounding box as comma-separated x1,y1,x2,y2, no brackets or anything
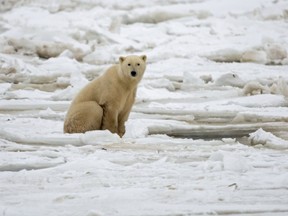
101,105,118,134
117,90,136,137
118,110,132,137
118,123,125,138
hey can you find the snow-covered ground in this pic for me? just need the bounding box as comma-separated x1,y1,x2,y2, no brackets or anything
1,0,288,215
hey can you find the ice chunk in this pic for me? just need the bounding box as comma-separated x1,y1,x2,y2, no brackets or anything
80,130,121,145
270,78,288,97
209,151,224,161
51,66,89,101
265,44,287,63
145,78,175,91
182,71,205,89
200,74,213,84
39,107,58,118
215,73,245,88
223,153,251,173
243,81,270,96
124,120,149,139
0,83,11,95
208,151,251,172
241,50,267,64
83,48,115,65
205,49,242,63
249,128,288,150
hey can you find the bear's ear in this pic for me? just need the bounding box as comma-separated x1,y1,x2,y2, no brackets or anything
141,55,147,62
119,56,126,64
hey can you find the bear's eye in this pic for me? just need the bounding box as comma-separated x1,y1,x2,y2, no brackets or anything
137,63,140,66
128,63,131,66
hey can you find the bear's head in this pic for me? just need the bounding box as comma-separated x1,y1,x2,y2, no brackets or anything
119,55,147,84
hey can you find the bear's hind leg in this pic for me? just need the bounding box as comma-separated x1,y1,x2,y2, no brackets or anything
64,101,103,133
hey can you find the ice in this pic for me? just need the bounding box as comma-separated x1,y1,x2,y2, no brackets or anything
80,130,121,145
206,43,288,65
214,73,245,88
243,81,270,96
1,0,288,215
265,43,287,63
223,152,251,172
206,49,243,63
249,128,288,150
208,151,251,172
182,71,205,88
241,50,267,64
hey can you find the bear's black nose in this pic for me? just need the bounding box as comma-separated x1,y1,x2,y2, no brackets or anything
131,71,137,77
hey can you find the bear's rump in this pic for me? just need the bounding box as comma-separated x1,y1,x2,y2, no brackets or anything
64,101,103,133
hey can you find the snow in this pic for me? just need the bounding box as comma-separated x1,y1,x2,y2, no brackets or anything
1,0,288,215
249,128,288,150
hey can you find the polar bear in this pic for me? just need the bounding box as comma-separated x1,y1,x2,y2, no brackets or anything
64,55,147,137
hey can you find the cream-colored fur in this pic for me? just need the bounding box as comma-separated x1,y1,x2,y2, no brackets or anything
64,55,147,137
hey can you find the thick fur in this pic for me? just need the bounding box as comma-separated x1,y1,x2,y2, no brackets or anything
64,55,147,137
